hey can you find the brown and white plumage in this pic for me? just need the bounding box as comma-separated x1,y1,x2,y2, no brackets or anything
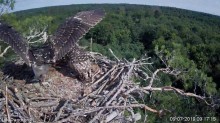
0,9,105,81
0,22,30,65
52,9,105,61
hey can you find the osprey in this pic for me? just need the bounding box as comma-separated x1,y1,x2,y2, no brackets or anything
0,9,105,81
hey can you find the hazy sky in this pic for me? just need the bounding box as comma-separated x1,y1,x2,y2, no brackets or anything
13,0,220,16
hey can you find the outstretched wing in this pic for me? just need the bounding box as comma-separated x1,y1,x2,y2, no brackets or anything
52,9,105,61
67,46,91,63
0,21,30,65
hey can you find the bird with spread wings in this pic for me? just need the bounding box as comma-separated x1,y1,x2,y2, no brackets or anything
0,9,105,81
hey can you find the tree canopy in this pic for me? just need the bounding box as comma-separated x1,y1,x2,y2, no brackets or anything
1,4,220,122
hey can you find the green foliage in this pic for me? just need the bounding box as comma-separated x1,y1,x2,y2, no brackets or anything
1,14,54,33
0,0,15,13
1,4,220,122
154,37,217,95
145,92,216,122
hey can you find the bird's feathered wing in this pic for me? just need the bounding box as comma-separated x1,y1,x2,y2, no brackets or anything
0,21,30,65
52,9,105,61
67,46,91,63
0,9,105,66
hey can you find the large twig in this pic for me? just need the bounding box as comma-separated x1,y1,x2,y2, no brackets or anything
143,86,211,105
91,65,118,88
146,68,167,88
0,46,11,57
109,48,120,62
5,85,12,123
26,26,48,44
89,58,136,123
54,100,69,121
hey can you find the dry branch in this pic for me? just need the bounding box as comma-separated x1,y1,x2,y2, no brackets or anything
0,46,11,57
26,26,48,44
5,85,11,123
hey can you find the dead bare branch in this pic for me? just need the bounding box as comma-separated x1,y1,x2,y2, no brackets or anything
109,48,120,62
25,26,48,44
143,86,211,105
5,85,12,123
0,46,11,57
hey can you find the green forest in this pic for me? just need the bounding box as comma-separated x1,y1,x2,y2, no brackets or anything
1,4,220,122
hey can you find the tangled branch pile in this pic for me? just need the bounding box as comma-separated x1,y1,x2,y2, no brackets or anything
0,50,211,123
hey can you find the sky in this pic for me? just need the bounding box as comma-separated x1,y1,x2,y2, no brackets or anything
12,0,220,16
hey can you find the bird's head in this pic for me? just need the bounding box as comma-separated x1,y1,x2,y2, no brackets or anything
28,44,54,81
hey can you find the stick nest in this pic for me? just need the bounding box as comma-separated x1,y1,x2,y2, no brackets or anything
0,51,174,123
